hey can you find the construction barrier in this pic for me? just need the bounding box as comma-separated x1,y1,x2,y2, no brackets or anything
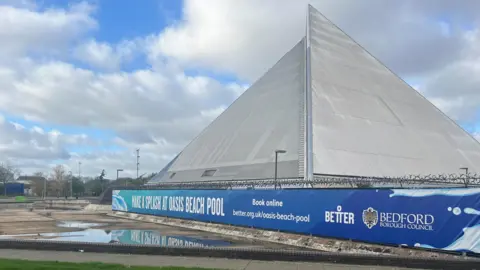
113,188,480,254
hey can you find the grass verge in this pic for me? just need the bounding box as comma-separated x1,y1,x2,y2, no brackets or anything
0,258,219,270
14,196,27,202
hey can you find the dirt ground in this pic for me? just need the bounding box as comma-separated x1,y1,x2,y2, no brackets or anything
0,209,294,249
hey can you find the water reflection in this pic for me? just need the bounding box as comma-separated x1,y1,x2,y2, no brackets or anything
0,229,232,248
113,230,232,247
56,221,105,229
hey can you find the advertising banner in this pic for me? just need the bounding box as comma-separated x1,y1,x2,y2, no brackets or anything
112,188,480,254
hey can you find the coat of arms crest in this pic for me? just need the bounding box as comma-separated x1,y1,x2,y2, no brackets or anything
362,207,378,229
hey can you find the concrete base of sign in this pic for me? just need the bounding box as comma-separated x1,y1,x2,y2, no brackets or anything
110,211,461,259
83,204,113,213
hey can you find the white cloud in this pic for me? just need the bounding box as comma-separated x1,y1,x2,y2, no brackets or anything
73,39,141,71
0,1,96,62
0,113,99,161
0,56,242,177
148,0,308,81
149,0,480,122
1,0,480,177
149,0,480,81
0,1,242,176
422,29,480,121
0,61,241,145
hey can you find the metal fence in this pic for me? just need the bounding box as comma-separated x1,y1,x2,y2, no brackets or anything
133,173,480,190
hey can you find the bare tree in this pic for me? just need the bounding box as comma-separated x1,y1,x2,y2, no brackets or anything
0,162,20,196
51,165,66,182
33,172,45,177
31,172,47,197
49,165,67,197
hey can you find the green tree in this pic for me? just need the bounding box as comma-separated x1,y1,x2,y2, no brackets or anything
84,179,101,196
71,176,85,196
99,169,106,193
84,170,106,196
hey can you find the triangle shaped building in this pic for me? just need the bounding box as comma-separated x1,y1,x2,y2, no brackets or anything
156,5,480,183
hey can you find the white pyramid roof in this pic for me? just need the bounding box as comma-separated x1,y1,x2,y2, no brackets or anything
157,5,480,183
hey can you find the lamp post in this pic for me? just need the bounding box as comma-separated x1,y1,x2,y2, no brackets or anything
117,169,124,186
460,167,469,187
274,150,287,190
68,171,73,198
43,177,46,200
136,149,140,179
78,161,82,183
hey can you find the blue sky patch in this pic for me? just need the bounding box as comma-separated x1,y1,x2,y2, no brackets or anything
184,68,248,85
3,112,116,143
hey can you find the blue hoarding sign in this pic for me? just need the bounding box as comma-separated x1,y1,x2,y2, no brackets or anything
5,183,24,195
112,188,480,254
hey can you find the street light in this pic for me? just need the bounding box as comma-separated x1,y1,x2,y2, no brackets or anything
274,150,287,190
43,177,47,200
117,169,124,186
78,161,82,183
460,167,469,187
68,171,73,198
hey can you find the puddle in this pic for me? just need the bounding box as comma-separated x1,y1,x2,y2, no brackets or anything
0,229,232,248
0,220,232,247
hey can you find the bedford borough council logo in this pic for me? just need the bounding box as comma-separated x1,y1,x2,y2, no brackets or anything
362,207,378,229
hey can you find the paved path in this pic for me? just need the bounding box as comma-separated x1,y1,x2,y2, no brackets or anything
0,249,424,270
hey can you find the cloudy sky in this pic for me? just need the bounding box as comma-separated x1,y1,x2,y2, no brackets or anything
0,0,479,178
